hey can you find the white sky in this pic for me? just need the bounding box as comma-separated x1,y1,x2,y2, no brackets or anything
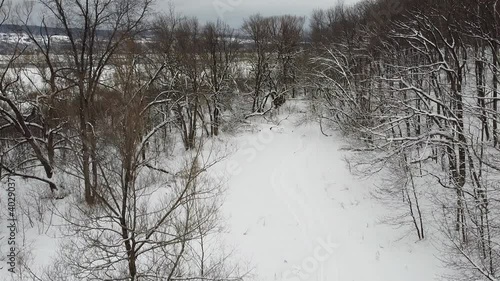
167,0,361,27
8,0,361,29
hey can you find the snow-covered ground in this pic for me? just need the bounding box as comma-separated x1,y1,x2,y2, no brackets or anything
0,100,446,280
217,102,444,281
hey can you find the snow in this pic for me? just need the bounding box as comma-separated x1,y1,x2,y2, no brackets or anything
217,102,444,281
0,100,445,280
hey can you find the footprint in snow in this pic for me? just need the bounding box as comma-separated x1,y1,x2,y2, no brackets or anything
257,216,266,227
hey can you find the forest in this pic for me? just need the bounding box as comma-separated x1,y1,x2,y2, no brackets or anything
0,0,499,280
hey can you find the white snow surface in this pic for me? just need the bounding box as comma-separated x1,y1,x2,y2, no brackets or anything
0,101,446,280
217,105,443,281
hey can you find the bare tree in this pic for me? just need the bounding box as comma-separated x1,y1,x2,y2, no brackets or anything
201,20,239,136
242,14,272,113
311,1,500,280
21,0,154,204
0,0,60,192
25,41,246,280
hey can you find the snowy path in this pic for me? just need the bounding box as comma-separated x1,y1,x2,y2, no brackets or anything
220,110,442,281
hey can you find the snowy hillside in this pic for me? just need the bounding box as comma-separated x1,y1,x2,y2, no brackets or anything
1,0,497,279
0,101,445,280
215,101,443,281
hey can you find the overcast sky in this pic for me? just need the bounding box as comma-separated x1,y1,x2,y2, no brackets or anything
9,0,360,29
163,0,360,28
